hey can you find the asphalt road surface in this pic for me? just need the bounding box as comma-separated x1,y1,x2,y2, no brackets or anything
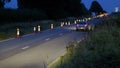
0,18,103,68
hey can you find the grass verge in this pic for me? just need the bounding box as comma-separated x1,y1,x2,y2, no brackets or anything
49,12,120,68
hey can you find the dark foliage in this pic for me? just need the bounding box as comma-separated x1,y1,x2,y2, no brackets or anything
17,0,90,19
0,0,11,8
89,1,105,15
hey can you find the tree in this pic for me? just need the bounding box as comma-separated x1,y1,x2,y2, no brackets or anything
0,0,11,8
89,0,104,15
0,0,4,8
80,3,91,16
18,0,90,19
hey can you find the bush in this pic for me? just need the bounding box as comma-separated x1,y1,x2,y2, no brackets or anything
55,13,120,68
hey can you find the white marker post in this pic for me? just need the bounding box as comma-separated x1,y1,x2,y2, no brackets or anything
38,25,41,32
16,28,20,38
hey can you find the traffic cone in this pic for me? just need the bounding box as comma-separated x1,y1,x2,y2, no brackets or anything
38,25,41,32
51,24,54,29
16,28,20,38
68,21,70,26
33,27,36,33
65,22,67,26
61,22,63,27
74,21,77,24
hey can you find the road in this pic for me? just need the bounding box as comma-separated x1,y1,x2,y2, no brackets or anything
0,17,103,68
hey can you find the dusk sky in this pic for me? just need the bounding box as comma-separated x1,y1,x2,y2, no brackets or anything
4,0,120,13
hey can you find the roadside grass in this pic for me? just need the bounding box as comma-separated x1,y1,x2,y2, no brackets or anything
0,8,50,40
50,13,120,68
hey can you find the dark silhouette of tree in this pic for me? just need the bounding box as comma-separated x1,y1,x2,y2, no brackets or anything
18,0,90,19
0,0,4,8
89,0,104,15
0,0,11,8
80,3,91,16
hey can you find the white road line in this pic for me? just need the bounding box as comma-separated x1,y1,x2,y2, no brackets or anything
46,38,50,41
0,38,14,43
22,46,30,50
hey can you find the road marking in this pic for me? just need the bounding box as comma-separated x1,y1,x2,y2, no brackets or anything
0,38,14,43
46,38,50,41
22,46,30,50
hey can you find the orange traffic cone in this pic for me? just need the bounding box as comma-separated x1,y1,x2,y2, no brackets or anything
61,22,63,28
38,25,41,33
51,24,54,29
33,27,36,33
16,28,20,38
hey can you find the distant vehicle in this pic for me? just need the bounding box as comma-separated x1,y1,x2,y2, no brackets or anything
76,22,94,31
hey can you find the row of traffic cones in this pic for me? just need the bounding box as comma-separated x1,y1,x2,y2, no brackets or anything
16,22,71,38
16,23,57,38
16,25,41,38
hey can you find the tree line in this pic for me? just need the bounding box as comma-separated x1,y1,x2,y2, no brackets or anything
0,0,106,19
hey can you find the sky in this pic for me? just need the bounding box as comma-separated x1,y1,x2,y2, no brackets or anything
4,0,120,13
82,0,120,13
